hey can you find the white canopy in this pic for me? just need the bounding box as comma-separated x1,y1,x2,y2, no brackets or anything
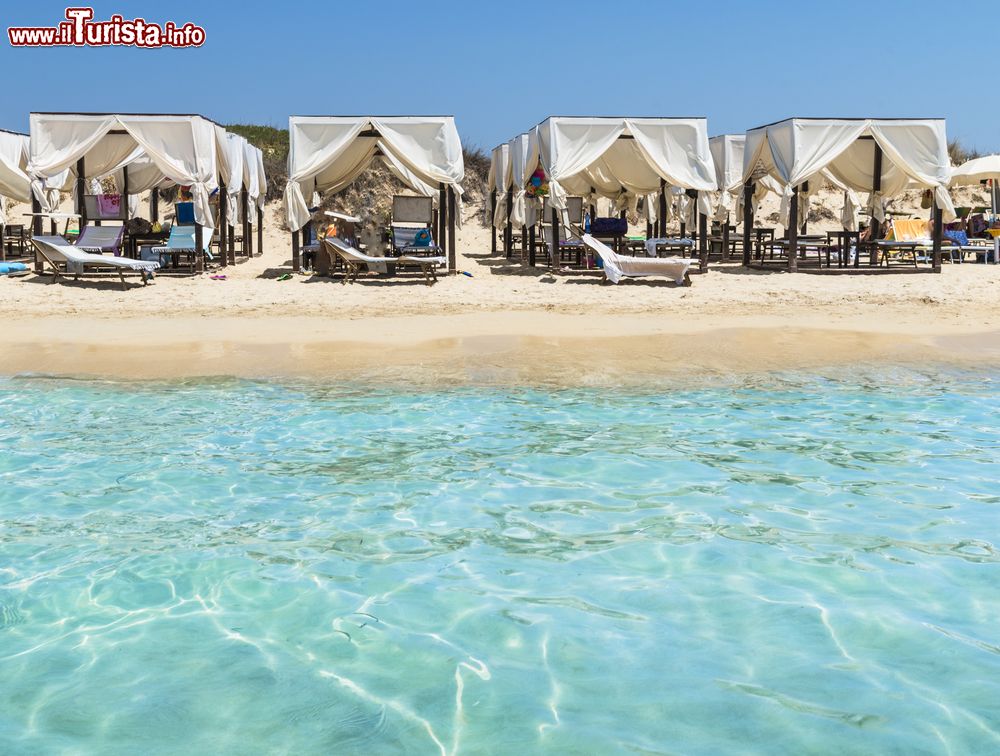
950,155,1000,186
534,117,717,222
243,140,264,226
0,129,30,225
743,118,956,227
28,112,221,228
488,143,510,229
284,115,465,232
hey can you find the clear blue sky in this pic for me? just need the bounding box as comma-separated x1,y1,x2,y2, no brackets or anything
1,0,996,153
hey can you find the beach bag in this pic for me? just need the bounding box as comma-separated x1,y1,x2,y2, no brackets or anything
413,228,432,247
590,217,628,236
920,189,933,209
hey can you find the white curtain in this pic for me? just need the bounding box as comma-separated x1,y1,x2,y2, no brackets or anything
491,144,509,230
0,131,31,212
509,131,538,228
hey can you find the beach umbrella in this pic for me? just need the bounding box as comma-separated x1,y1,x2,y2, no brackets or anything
951,155,1000,213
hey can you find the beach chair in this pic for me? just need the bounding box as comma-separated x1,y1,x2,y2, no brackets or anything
149,225,214,273
75,224,125,255
542,223,586,266
580,234,693,285
389,196,440,257
31,236,158,290
323,237,444,285
2,224,27,259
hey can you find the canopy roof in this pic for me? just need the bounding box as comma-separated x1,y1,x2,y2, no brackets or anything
950,154,1000,186
533,116,717,212
28,112,221,227
0,128,30,208
742,117,956,222
284,115,465,232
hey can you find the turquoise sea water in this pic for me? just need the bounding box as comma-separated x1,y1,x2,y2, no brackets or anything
1,370,999,754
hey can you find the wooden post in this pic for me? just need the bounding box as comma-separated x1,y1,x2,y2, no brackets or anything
76,157,87,230
932,200,943,273
257,205,263,256
871,143,883,243
195,223,204,273
528,224,536,267
292,230,300,272
800,181,809,235
722,217,731,262
122,163,130,221
504,190,513,259
30,195,42,272
742,181,753,267
438,183,447,259
490,189,497,254
242,188,251,259
550,207,559,268
150,187,159,223
658,180,667,238
787,185,799,272
227,191,236,265
697,204,708,273
447,184,456,273
218,181,228,268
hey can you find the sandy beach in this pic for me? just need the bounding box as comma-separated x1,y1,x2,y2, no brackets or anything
2,194,1000,381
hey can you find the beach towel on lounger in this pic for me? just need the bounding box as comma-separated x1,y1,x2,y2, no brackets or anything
582,234,692,285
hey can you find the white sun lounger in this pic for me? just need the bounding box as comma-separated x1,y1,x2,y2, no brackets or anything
323,237,446,285
581,234,692,285
31,236,159,290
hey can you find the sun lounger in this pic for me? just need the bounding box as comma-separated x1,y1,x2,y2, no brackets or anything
150,225,214,272
75,224,124,255
581,234,692,285
31,236,158,290
323,237,445,285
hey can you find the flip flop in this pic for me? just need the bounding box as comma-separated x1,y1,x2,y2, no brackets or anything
277,273,293,281
210,274,227,280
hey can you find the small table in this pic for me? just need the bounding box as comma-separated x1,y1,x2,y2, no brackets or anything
127,230,170,260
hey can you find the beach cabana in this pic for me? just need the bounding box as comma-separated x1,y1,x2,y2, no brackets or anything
950,154,1000,212
284,116,464,273
531,117,717,271
27,112,222,271
741,118,955,272
0,128,31,259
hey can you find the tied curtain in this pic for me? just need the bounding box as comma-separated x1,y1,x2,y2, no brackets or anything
488,144,510,229
509,131,539,228
0,131,30,224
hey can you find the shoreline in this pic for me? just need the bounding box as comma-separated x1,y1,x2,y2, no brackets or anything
2,314,999,383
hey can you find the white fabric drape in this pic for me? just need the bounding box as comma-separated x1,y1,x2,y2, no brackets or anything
29,113,220,228
489,144,510,229
0,131,30,221
509,131,539,228
284,116,464,232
